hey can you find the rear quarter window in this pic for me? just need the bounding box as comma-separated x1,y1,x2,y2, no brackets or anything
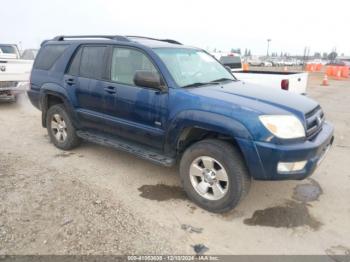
34,44,69,70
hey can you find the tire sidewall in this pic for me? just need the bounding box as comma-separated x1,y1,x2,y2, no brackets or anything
46,104,76,150
180,140,245,212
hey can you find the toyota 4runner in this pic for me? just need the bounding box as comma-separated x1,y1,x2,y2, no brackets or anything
28,35,334,213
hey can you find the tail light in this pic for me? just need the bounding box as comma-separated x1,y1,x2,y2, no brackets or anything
281,79,289,90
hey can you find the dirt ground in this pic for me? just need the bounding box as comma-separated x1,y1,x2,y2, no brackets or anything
0,72,349,255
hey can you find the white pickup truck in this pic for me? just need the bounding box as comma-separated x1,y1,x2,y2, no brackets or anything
211,52,308,94
0,44,33,101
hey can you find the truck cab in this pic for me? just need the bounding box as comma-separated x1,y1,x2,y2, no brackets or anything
27,35,334,213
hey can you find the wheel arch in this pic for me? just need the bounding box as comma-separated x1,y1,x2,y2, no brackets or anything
40,84,76,128
165,110,253,155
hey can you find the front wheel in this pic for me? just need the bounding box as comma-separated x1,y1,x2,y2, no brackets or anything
179,139,251,213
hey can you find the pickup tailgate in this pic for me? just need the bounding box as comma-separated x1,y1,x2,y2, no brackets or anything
0,59,33,82
287,72,308,94
232,70,308,94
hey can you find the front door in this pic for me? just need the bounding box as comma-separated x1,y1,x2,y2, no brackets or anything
104,46,168,149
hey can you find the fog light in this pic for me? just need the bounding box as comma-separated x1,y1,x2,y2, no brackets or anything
277,161,307,173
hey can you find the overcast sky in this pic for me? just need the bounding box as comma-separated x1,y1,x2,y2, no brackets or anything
2,0,349,56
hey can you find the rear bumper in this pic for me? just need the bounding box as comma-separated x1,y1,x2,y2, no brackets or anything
237,122,334,180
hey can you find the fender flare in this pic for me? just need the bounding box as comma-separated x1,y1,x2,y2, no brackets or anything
39,83,78,127
164,110,253,153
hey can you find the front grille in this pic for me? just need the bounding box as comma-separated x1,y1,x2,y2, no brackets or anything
305,105,325,138
0,81,18,89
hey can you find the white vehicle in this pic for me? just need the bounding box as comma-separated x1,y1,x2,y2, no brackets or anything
0,44,33,101
247,56,272,66
213,52,308,94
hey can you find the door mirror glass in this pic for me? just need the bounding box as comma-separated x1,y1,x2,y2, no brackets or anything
134,70,164,90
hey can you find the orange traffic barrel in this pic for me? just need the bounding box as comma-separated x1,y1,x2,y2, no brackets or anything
334,67,342,80
316,63,322,71
341,66,349,78
305,64,310,72
243,63,249,71
310,64,315,72
326,66,333,76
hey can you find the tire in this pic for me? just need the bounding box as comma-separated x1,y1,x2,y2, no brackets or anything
179,139,251,213
46,104,81,150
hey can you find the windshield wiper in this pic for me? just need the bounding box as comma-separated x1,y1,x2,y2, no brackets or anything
182,82,220,88
210,78,235,83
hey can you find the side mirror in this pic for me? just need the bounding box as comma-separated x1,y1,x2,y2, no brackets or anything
133,70,164,90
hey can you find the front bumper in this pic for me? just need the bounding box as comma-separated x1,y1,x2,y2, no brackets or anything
237,121,334,180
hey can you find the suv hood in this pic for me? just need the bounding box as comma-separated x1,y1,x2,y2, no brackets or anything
187,81,318,117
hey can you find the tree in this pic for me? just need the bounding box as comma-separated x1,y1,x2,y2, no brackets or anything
328,51,337,61
314,52,321,59
322,52,328,59
247,50,251,56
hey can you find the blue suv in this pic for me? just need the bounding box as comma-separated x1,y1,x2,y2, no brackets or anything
28,35,334,213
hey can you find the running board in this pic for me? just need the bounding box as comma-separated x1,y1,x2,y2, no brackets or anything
76,131,176,167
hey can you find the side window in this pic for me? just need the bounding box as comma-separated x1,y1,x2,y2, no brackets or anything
67,48,82,76
79,46,107,79
110,47,158,86
34,44,69,70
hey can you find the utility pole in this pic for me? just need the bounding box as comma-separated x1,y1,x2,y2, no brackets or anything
266,39,271,57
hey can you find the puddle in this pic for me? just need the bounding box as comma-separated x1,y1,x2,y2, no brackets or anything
292,178,323,202
138,184,187,201
244,201,321,230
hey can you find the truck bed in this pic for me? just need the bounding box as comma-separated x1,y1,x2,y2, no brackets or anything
232,70,308,94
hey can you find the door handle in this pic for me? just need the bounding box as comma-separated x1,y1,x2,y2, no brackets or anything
104,86,116,94
65,78,75,85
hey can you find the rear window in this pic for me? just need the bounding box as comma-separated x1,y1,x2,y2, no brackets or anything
34,44,69,70
79,46,107,79
219,56,242,69
0,45,16,54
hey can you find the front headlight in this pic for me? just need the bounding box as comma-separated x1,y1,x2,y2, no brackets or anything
259,115,305,139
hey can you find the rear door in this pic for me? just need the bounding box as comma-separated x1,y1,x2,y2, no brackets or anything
65,45,110,131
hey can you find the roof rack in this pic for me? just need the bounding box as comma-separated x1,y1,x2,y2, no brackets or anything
52,35,131,42
126,36,182,45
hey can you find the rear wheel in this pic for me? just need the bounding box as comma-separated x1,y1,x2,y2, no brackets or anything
46,104,81,150
179,139,251,213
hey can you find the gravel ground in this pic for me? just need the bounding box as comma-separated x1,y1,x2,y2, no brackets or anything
0,72,349,255
0,149,188,255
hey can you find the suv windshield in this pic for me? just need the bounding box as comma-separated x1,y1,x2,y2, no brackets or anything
154,48,234,88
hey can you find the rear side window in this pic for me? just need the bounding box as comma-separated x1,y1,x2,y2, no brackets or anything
34,44,69,70
79,46,107,79
67,48,83,76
